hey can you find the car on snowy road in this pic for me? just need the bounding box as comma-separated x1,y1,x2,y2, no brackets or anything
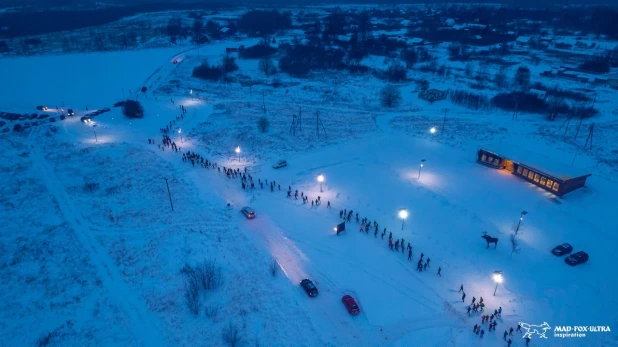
67,109,75,116
241,206,256,219
342,295,360,315
300,279,318,297
551,243,573,256
565,251,589,266
272,160,287,169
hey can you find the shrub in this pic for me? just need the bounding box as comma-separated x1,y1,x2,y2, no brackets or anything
196,260,222,291
271,77,282,88
222,323,241,347
270,258,279,277
579,57,610,73
258,58,277,76
450,90,489,110
257,116,270,132
122,99,144,118
514,66,531,89
222,56,238,74
380,84,402,108
192,60,223,81
240,42,277,59
386,62,407,82
140,86,147,93
491,92,546,114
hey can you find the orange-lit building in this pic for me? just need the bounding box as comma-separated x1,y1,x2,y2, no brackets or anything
477,144,591,196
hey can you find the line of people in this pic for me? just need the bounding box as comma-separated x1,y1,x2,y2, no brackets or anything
337,208,442,277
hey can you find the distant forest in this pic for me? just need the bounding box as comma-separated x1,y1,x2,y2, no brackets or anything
1,0,618,39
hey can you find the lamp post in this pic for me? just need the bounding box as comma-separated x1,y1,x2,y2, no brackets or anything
92,124,98,143
317,174,324,192
493,271,503,296
235,146,241,162
418,159,426,179
178,128,182,143
190,89,193,100
515,211,528,234
398,208,408,230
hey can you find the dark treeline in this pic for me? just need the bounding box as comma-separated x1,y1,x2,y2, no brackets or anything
0,2,229,38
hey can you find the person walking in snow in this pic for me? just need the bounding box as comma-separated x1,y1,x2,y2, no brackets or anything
388,239,394,251
498,307,502,317
516,324,522,333
509,327,513,336
480,329,484,338
340,210,343,218
423,263,427,271
525,337,530,346
327,201,331,208
381,230,385,239
473,324,478,333
459,284,464,293
437,267,441,276
462,293,466,302
360,225,364,233
394,240,400,251
472,297,476,305
420,253,424,260
503,330,508,340
389,232,392,240
479,297,483,304
408,249,412,260
374,229,378,238
467,306,471,316
287,190,291,198
507,338,512,347
356,213,359,223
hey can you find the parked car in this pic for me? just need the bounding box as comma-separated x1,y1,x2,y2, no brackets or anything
113,101,125,107
341,295,360,315
300,279,318,297
565,251,589,266
36,105,48,111
29,113,38,120
551,243,573,256
241,206,256,219
80,116,92,123
67,109,75,116
272,160,287,169
60,114,66,120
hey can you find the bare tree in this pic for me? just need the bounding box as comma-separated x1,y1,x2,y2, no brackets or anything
257,116,270,133
258,58,276,76
270,258,279,277
204,304,220,318
222,323,242,347
380,85,402,108
510,234,521,259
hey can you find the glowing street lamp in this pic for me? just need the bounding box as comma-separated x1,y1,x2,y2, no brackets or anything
178,128,182,142
398,208,408,230
493,271,503,296
418,159,426,179
235,146,241,162
515,211,528,234
317,174,324,192
430,127,436,134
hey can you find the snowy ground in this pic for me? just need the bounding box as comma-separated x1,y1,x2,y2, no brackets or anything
1,21,618,347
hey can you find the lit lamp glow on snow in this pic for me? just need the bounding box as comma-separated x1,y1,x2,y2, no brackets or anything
178,128,182,142
418,159,426,179
399,208,408,230
430,127,436,134
515,211,528,234
317,174,324,192
235,146,241,162
493,271,503,296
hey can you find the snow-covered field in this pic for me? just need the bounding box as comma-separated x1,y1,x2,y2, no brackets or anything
1,13,618,347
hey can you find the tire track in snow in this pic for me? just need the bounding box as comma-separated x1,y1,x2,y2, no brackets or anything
29,143,164,347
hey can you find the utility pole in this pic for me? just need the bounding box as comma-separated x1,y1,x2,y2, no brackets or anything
584,123,595,150
92,124,98,143
262,91,266,114
574,117,583,140
299,107,302,132
163,178,174,211
316,111,319,140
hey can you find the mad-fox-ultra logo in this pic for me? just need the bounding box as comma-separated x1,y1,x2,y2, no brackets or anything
519,321,611,339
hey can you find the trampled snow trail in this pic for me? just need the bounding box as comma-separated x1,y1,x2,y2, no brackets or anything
29,141,164,347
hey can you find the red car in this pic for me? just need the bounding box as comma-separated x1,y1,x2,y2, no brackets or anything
342,295,360,315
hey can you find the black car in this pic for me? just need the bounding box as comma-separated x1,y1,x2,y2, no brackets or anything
113,101,126,107
60,114,66,120
300,279,318,297
565,251,589,266
551,243,573,256
67,109,75,116
36,105,48,111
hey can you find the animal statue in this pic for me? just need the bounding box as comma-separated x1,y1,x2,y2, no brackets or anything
481,232,499,249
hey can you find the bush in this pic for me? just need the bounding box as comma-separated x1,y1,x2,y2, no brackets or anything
257,116,270,132
514,66,531,89
192,60,223,81
222,323,241,347
140,86,147,93
579,57,610,73
270,258,279,277
271,77,282,88
380,84,402,108
386,62,407,82
240,42,277,59
222,56,238,74
450,90,489,110
122,99,144,118
196,260,222,291
278,44,345,77
258,58,277,76
491,92,546,114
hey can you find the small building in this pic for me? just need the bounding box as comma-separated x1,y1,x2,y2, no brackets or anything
515,36,531,45
477,143,591,196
